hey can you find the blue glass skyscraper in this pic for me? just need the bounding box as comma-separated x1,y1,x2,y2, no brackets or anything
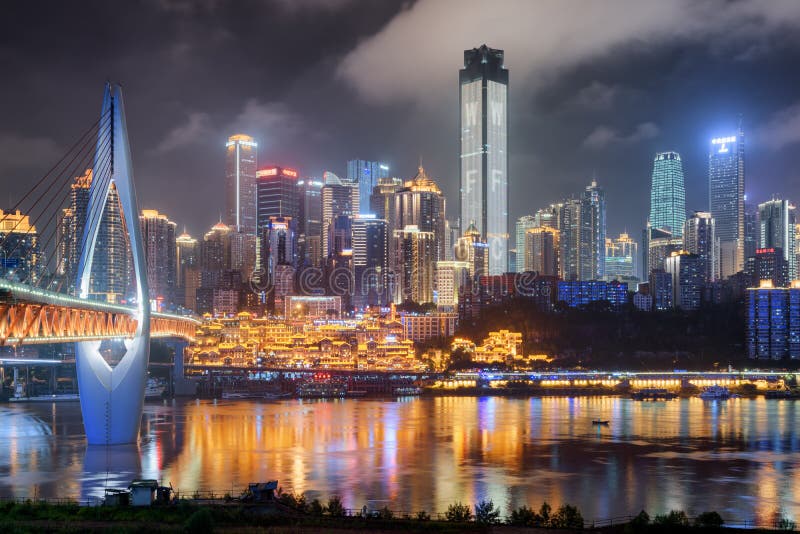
347,159,389,215
649,151,686,237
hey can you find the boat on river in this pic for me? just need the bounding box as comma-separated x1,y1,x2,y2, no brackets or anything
699,385,731,400
592,419,610,426
297,382,346,399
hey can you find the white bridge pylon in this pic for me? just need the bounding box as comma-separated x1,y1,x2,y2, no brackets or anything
75,83,151,445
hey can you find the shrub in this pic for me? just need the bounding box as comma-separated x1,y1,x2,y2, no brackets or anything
445,501,472,522
377,506,394,519
416,510,431,521
776,514,797,531
508,505,537,527
278,491,307,512
695,511,724,528
309,498,325,516
653,510,690,527
550,504,584,529
327,496,345,517
184,508,214,534
474,499,501,525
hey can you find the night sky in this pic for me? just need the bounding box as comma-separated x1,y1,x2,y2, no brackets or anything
2,0,800,242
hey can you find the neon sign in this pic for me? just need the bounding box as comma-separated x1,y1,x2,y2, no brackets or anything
283,169,298,177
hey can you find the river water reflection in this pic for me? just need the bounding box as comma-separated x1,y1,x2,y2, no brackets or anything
1,396,799,523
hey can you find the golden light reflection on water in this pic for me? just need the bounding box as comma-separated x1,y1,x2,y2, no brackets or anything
0,396,799,522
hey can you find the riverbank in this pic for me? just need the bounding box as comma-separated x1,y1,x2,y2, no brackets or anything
0,500,789,533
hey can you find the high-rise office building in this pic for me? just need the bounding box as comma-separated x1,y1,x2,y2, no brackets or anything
394,166,447,263
709,127,745,278
744,200,758,262
754,247,788,288
321,172,358,259
664,251,703,310
683,211,716,284
394,225,435,304
352,215,390,308
176,230,198,309
649,151,686,237
298,179,323,267
758,198,796,281
583,180,606,280
348,160,389,214
524,226,559,276
225,134,258,234
605,232,638,282
454,222,489,279
139,209,177,307
0,209,40,284
747,280,800,359
201,220,232,274
256,166,300,232
435,261,470,311
59,169,131,302
369,177,403,223
460,44,508,274
558,181,606,281
515,215,537,272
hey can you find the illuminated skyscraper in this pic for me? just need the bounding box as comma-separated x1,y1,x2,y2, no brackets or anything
709,126,745,278
58,168,130,301
649,151,686,237
524,226,559,276
460,44,508,274
321,172,358,258
347,159,389,214
665,251,703,310
352,215,390,307
225,134,258,234
605,232,638,282
256,166,300,232
684,211,716,284
176,230,198,309
515,215,536,272
139,209,177,306
394,166,447,263
0,209,40,284
298,179,323,267
758,198,796,281
394,225,435,304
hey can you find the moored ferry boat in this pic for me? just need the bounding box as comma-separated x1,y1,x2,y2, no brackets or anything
297,382,346,399
699,385,731,400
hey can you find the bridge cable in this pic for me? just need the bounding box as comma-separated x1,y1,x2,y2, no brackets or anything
25,128,115,288
0,109,110,231
0,112,111,253
49,143,115,296
2,119,113,283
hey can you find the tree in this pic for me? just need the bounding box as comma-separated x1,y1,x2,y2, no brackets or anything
508,505,537,527
474,500,500,524
694,511,724,528
308,498,325,516
550,504,584,529
327,496,345,517
538,501,552,525
653,510,689,527
445,501,472,522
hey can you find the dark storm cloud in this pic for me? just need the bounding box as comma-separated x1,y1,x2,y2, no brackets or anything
2,0,800,241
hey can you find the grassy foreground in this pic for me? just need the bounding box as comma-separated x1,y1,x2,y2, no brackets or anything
0,499,792,533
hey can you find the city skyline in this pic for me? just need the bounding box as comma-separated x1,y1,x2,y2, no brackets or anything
2,1,800,241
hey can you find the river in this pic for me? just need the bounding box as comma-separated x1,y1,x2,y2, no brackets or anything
0,396,798,524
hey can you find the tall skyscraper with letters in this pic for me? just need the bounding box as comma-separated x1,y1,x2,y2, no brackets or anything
649,151,686,237
709,125,745,278
460,44,508,275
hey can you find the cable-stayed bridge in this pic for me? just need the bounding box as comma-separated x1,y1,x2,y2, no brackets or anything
0,83,197,445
